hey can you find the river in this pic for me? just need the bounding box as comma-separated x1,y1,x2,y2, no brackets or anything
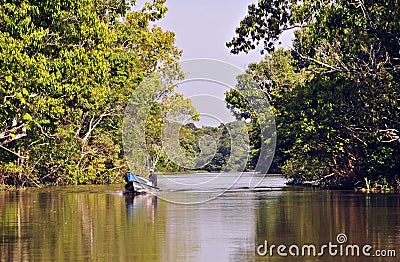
1,173,399,261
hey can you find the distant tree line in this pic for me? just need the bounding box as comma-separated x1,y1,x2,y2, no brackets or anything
153,122,249,173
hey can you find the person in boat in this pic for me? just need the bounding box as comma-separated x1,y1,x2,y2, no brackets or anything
149,168,157,187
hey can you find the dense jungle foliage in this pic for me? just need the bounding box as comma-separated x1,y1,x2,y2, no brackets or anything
0,0,183,188
226,0,400,190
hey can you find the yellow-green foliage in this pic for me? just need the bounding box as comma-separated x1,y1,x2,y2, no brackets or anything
0,0,182,187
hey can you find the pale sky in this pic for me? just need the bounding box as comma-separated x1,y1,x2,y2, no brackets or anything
155,0,293,68
150,0,293,126
156,0,263,69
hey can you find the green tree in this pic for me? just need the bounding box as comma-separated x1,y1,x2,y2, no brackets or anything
227,0,400,189
0,0,183,187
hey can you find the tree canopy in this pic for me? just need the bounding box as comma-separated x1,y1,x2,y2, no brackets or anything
226,0,400,189
0,0,183,188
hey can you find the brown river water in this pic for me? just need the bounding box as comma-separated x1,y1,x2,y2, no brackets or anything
1,173,399,261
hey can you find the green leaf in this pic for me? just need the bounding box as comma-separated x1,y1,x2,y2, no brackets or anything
5,75,13,83
15,93,23,100
22,88,29,96
22,113,33,121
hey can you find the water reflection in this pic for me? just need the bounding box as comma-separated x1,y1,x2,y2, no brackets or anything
0,175,399,261
254,190,400,261
125,194,158,223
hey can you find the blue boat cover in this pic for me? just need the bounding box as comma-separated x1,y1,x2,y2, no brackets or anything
126,173,140,183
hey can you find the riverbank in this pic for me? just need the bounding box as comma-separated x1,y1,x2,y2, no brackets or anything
286,174,400,193
3,170,399,194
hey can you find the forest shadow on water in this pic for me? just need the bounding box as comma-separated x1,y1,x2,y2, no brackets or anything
1,174,400,261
